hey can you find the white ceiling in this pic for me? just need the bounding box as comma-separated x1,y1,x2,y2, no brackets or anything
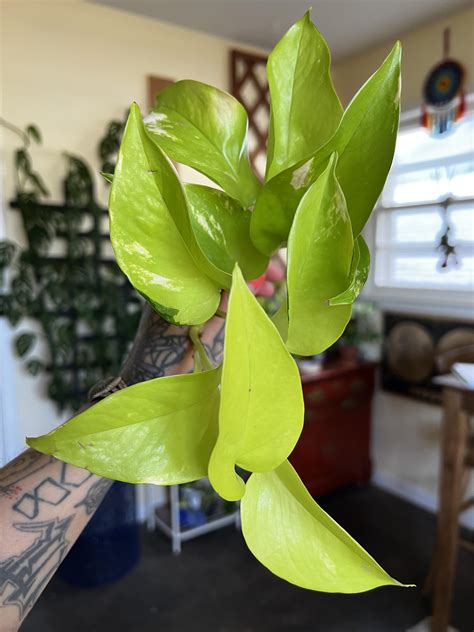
90,0,471,60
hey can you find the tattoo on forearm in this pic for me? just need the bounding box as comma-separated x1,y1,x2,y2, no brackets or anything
74,479,112,515
11,463,93,521
0,453,53,494
204,323,225,367
122,309,190,385
0,452,112,623
121,299,227,386
0,516,73,618
13,479,70,520
0,484,22,501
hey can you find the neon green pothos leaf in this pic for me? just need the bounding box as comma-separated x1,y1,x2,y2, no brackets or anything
109,103,222,324
251,42,401,255
186,184,268,282
241,460,408,593
286,154,353,356
266,10,342,180
329,235,370,306
271,297,289,341
147,80,260,208
27,369,221,485
100,171,114,184
208,265,304,501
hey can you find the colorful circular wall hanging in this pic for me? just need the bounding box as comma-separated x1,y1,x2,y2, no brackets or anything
421,29,466,136
423,59,464,107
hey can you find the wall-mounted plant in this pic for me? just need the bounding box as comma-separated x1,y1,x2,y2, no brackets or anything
0,118,140,411
98,112,127,179
28,12,410,593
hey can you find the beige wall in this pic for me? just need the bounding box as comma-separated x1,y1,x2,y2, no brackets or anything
0,0,265,451
1,0,265,203
333,6,474,108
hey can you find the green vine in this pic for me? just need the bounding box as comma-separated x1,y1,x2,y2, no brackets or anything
0,116,140,411
27,12,409,597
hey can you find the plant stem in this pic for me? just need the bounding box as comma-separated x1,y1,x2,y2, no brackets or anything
0,116,30,146
189,326,213,372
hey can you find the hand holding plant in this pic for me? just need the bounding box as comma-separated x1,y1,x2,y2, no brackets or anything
28,11,410,593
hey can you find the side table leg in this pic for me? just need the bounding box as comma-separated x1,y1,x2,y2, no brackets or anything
431,388,468,632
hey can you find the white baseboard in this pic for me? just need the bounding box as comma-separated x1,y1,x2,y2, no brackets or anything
372,469,474,530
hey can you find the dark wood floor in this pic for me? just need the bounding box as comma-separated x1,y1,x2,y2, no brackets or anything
22,485,473,632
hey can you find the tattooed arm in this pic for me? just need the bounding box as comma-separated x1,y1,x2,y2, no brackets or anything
120,303,225,384
0,452,112,632
0,306,225,632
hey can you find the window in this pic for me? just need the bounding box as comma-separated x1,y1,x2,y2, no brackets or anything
374,110,474,293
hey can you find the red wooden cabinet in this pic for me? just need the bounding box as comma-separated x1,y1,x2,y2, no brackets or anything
289,362,377,496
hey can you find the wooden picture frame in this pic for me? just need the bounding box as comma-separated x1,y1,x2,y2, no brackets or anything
147,75,174,110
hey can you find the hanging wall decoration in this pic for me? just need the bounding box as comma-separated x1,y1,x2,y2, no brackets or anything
421,28,466,136
436,200,458,270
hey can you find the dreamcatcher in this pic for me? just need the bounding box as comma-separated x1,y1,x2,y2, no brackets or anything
421,29,468,270
421,28,466,136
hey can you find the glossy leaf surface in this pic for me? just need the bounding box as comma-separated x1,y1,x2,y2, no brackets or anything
147,80,260,208
208,265,304,501
251,42,401,255
241,460,407,592
271,298,289,341
266,11,342,180
27,369,221,485
186,184,268,281
109,103,221,324
329,235,370,306
286,154,353,356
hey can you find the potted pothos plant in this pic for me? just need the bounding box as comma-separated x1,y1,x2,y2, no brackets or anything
28,12,410,593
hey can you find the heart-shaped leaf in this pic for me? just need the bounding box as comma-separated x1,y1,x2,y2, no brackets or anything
241,460,408,592
27,368,221,485
147,80,260,208
109,103,221,324
329,235,370,306
186,184,268,282
208,264,304,501
15,332,36,357
286,154,353,356
266,10,342,180
251,42,401,255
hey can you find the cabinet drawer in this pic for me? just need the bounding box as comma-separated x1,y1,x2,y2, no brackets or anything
292,363,376,495
303,369,375,409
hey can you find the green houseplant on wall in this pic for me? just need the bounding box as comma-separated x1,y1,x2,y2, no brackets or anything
28,12,409,593
0,115,138,411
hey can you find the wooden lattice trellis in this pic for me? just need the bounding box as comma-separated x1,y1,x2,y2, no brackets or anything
230,49,269,180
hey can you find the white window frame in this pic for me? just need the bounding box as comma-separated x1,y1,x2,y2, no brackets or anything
363,96,474,320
